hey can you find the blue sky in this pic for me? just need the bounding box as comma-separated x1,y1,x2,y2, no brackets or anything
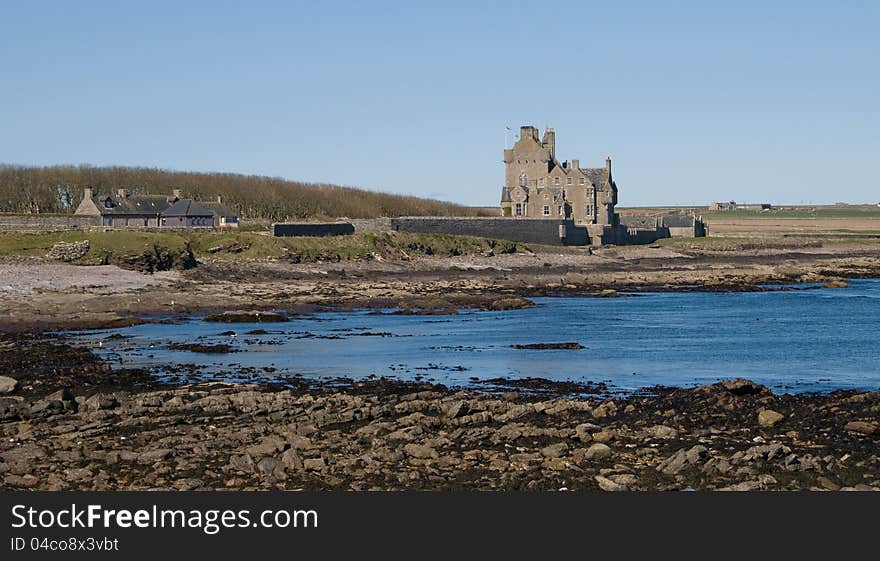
1,1,878,206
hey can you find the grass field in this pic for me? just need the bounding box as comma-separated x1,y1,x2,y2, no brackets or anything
619,204,880,220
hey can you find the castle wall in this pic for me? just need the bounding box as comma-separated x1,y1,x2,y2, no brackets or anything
390,217,590,246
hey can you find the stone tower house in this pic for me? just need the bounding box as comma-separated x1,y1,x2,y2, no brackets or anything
500,125,619,226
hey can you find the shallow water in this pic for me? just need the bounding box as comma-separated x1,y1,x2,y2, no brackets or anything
72,279,880,394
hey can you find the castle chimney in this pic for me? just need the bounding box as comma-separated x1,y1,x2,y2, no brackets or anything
116,188,127,198
542,128,556,159
519,125,539,142
572,159,579,170
83,188,93,201
172,189,182,199
606,156,612,171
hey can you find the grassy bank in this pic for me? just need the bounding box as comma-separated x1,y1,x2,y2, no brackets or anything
0,230,524,264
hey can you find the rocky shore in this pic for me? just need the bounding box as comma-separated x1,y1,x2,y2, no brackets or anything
3,237,880,332
1,336,877,491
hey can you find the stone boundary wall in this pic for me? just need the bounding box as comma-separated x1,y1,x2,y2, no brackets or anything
0,215,98,232
389,217,588,246
272,222,355,237
350,218,393,233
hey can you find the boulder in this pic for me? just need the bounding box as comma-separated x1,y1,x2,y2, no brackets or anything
0,376,19,395
595,475,628,492
591,430,616,443
658,445,709,475
303,458,326,472
256,457,286,478
137,449,173,464
758,409,785,428
647,425,679,439
843,421,877,435
82,393,119,411
583,443,612,461
281,449,303,470
574,423,597,442
404,443,439,459
540,442,569,458
442,400,469,419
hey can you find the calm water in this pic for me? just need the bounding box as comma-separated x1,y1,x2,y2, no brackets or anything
71,279,880,394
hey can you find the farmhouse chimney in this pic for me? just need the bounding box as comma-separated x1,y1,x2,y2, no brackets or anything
172,189,182,199
216,195,222,204
83,188,93,201
116,188,127,198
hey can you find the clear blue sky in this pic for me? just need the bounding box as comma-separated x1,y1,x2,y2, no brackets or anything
2,1,878,206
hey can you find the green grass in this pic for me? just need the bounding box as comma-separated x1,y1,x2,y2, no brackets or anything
0,230,524,263
0,231,188,261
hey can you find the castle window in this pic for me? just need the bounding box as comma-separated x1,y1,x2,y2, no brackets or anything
580,178,585,185
554,177,560,186
538,178,544,187
558,205,564,216
566,177,572,185
515,203,524,216
586,204,594,216
543,205,550,216
519,173,528,187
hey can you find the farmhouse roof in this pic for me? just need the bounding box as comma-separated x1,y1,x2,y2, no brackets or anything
96,194,176,215
161,199,215,217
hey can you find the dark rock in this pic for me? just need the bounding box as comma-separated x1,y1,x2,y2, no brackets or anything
204,311,289,323
30,389,77,416
718,379,767,396
485,297,534,311
512,342,584,350
168,343,234,354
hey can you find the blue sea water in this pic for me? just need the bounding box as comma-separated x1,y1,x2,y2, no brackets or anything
73,279,880,394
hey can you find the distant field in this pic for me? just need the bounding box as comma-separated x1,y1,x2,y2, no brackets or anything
619,204,880,220
618,204,880,236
